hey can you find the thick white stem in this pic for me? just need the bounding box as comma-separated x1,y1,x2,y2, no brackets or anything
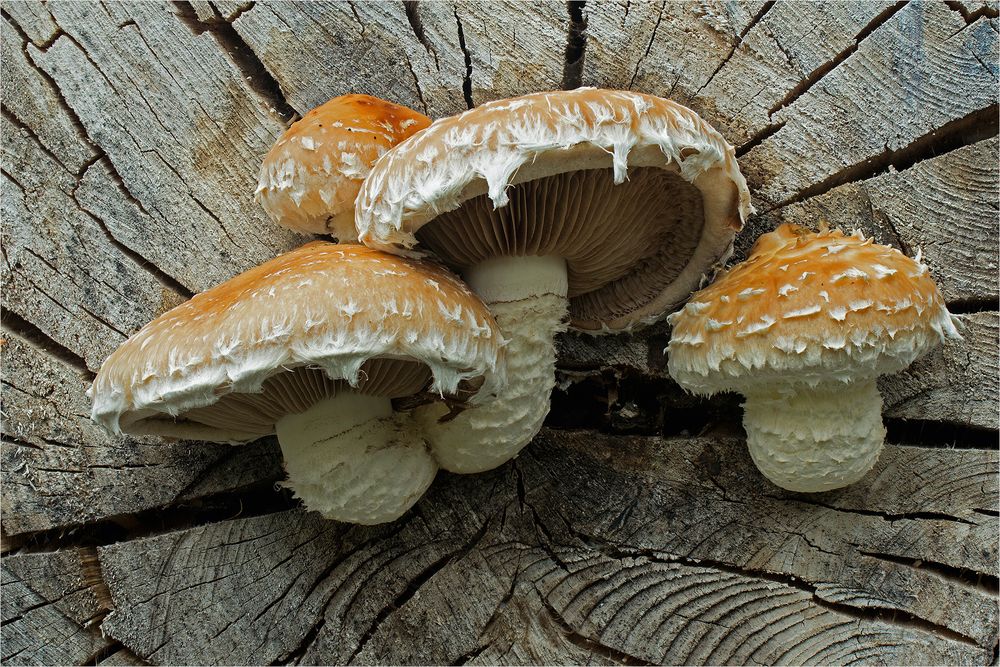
417,256,568,473
276,392,437,524
743,380,886,492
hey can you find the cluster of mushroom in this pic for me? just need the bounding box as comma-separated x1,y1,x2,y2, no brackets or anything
89,88,957,525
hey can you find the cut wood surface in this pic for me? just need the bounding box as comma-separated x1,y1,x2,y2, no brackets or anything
1,1,996,665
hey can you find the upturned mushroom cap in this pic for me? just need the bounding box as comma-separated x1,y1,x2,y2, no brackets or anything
667,224,961,395
355,88,751,331
256,95,430,241
89,242,503,441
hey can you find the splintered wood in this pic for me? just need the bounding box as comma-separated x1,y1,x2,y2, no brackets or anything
1,1,997,665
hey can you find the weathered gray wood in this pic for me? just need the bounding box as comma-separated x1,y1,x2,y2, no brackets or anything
228,1,467,117
96,431,997,665
27,1,300,292
695,1,901,147
740,2,997,205
228,0,569,118
881,311,1000,429
1,335,282,536
1,548,113,665
583,1,770,99
1,1,996,664
1,110,186,370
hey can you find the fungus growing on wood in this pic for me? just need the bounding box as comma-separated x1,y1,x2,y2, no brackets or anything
89,243,504,524
256,94,430,241
355,88,751,472
667,224,961,492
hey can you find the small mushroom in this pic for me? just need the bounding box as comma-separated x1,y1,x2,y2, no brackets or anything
666,224,961,492
355,88,751,472
256,94,430,241
89,243,503,524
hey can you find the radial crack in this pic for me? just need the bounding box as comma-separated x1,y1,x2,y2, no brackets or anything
771,103,1000,210
453,7,475,109
172,0,296,122
627,0,664,90
767,1,908,117
1,310,93,377
695,1,776,97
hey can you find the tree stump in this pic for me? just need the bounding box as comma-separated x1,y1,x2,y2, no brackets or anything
2,1,998,665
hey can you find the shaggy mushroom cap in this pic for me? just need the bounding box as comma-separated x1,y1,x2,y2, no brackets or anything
90,242,502,442
355,87,751,332
667,223,960,493
667,224,960,393
90,242,506,524
256,94,430,241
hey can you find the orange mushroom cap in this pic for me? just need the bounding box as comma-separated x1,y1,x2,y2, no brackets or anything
256,95,430,240
668,224,961,395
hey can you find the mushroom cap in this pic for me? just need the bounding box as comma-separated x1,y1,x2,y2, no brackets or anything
355,88,751,332
90,242,503,441
256,94,430,241
667,224,961,395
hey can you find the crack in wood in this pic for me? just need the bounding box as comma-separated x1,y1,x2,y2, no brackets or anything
4,479,291,557
0,106,79,176
71,158,196,300
859,550,1000,596
945,0,1000,23
695,1,776,98
2,11,98,155
562,1,587,90
770,103,1000,210
539,595,656,665
274,518,414,665
947,298,1000,314
554,532,985,648
453,6,475,109
767,1,908,117
1,310,93,377
764,493,978,526
627,0,664,90
171,0,296,122
885,418,1000,451
403,1,438,71
402,52,430,116
346,518,494,663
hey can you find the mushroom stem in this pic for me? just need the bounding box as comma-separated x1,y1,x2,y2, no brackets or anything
418,256,569,473
742,380,886,492
276,391,438,524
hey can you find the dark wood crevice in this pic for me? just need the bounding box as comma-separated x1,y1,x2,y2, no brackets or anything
452,7,475,109
859,550,1000,596
1,310,94,378
885,418,1000,450
695,1,776,97
771,103,1000,210
2,477,290,557
171,0,297,123
561,1,587,90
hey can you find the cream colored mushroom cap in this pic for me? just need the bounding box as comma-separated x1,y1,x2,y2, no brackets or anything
256,95,430,241
355,88,751,332
667,224,961,395
89,242,503,440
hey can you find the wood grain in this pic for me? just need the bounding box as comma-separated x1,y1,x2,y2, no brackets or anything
94,431,997,665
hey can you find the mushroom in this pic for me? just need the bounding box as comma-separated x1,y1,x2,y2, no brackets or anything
666,224,961,492
256,94,430,242
89,242,504,524
354,88,751,472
